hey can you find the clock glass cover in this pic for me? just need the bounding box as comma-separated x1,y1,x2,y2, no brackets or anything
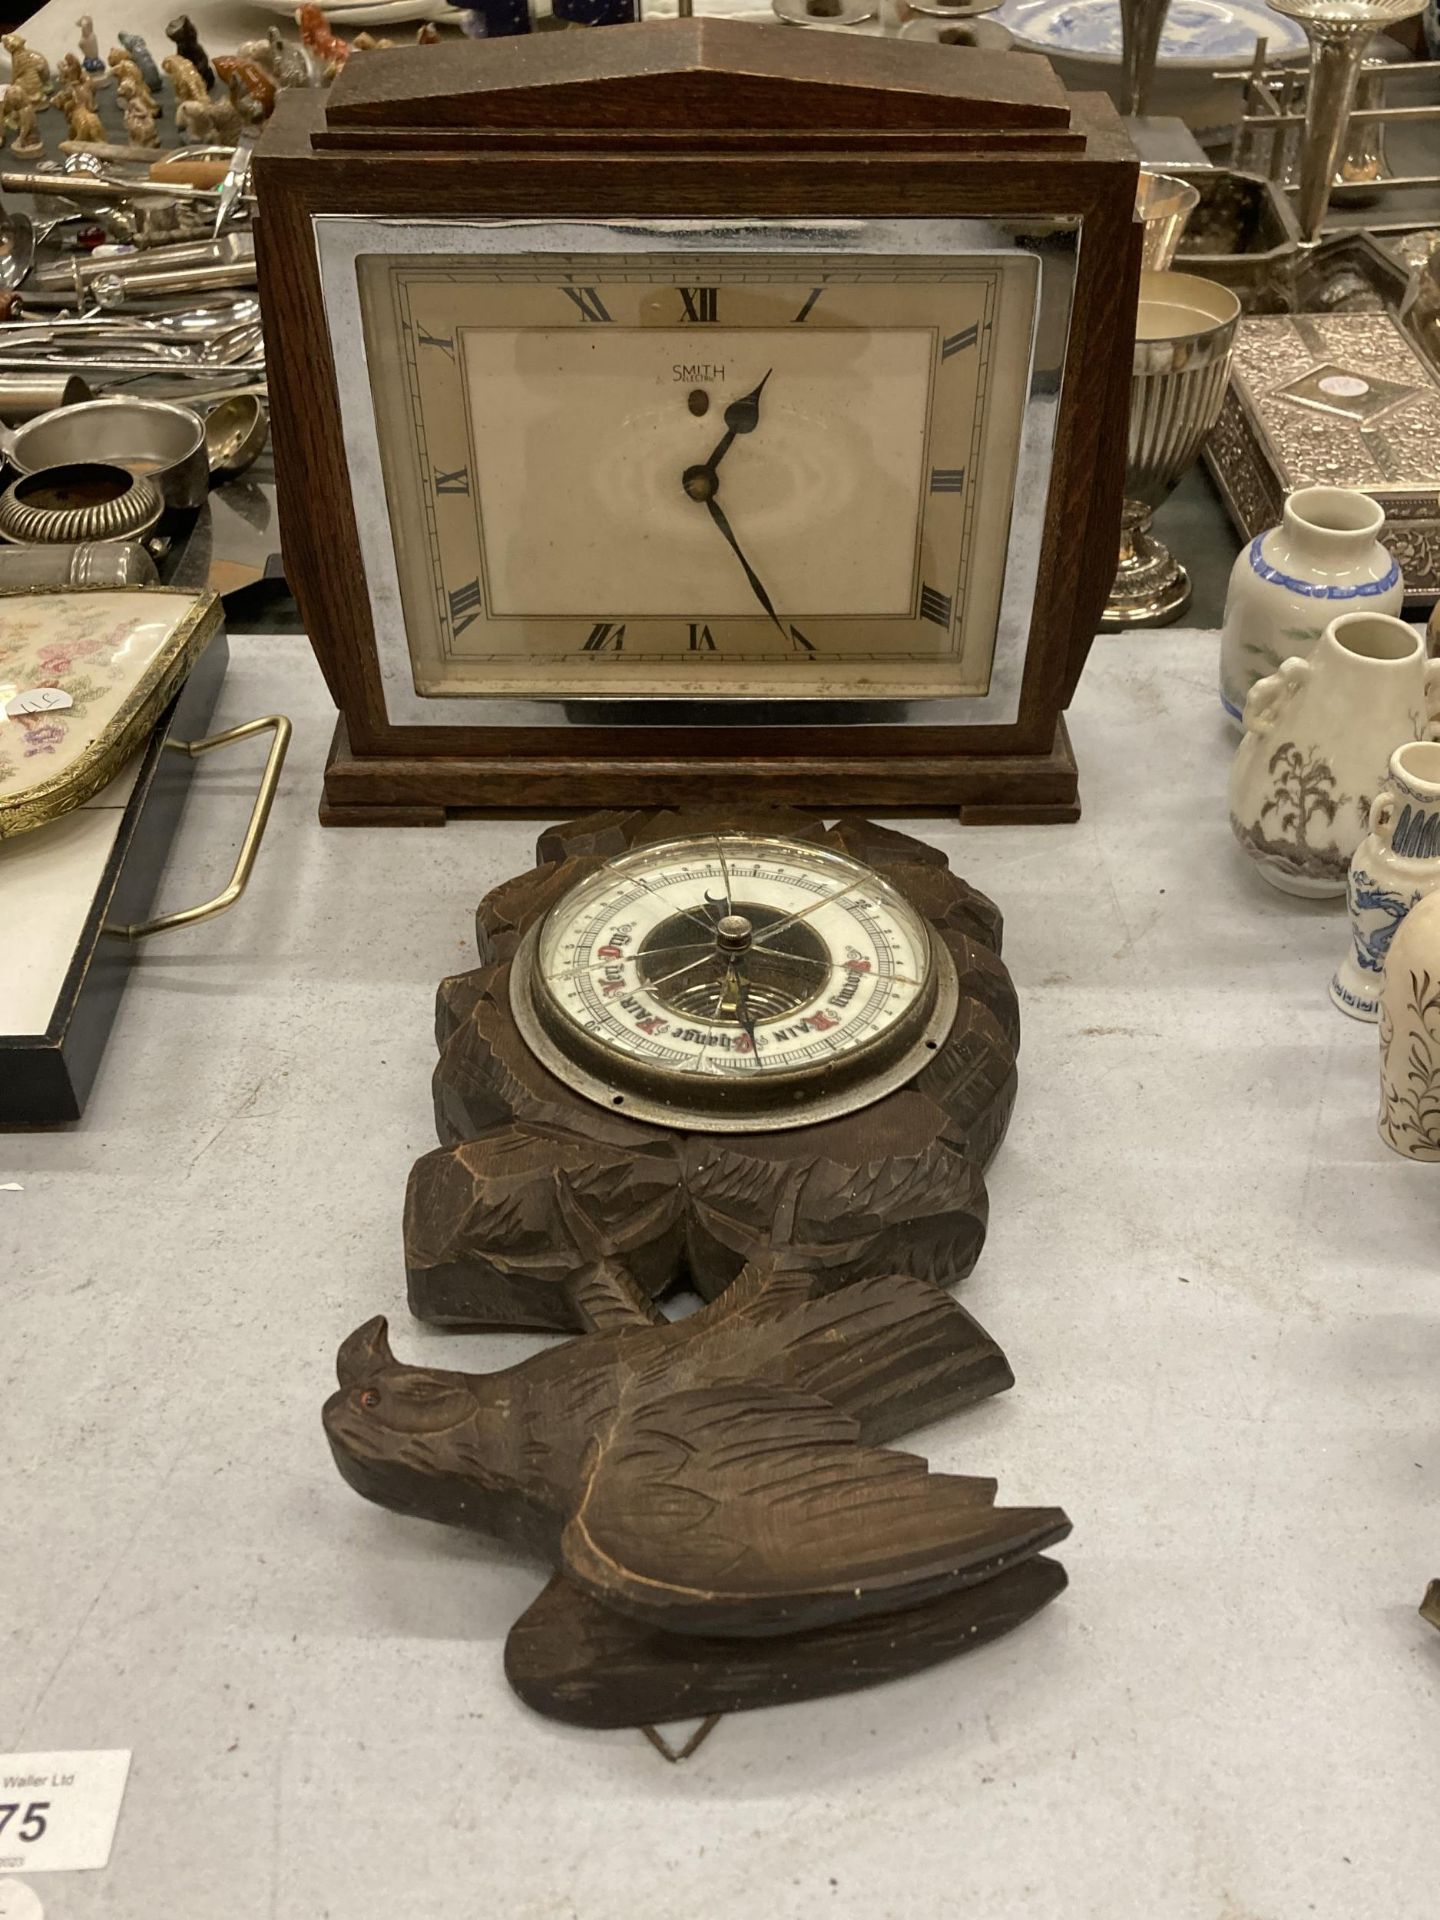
510,833,958,1130
351,234,1041,703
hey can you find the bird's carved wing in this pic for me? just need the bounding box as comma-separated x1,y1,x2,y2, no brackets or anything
559,1382,1069,1638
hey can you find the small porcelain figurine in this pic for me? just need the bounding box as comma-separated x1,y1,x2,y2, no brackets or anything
1332,740,1440,1018
1229,612,1440,897
415,21,442,41
53,82,106,143
1219,486,1403,726
352,30,397,48
117,31,163,92
214,53,278,120
296,4,351,77
77,14,106,76
165,13,214,89
269,25,311,86
119,82,161,147
109,50,158,116
161,53,208,106
2,34,50,101
1378,889,1440,1160
174,95,217,143
3,83,44,155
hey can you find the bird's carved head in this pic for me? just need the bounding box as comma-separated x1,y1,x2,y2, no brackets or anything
323,1317,513,1531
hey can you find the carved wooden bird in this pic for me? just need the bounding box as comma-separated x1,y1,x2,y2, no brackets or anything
324,1264,1069,1641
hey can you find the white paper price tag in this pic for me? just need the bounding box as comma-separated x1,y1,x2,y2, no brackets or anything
3,689,73,721
0,1879,44,1919
0,1753,131,1875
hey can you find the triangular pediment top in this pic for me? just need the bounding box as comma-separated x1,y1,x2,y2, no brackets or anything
323,19,1072,133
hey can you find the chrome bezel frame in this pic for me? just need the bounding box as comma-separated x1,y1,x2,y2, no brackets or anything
315,214,1079,732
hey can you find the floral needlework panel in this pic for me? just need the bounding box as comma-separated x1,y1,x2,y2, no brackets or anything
0,589,212,833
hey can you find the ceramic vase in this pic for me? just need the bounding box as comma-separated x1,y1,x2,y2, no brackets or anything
1378,889,1440,1160
1219,486,1403,725
1228,612,1440,898
1331,739,1440,1019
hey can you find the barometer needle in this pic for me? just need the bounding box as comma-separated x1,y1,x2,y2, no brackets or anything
721,963,763,1066
632,872,717,939
749,878,868,949
642,950,724,996
551,940,711,984
714,840,734,919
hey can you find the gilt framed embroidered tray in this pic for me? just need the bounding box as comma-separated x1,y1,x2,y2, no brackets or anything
0,588,221,840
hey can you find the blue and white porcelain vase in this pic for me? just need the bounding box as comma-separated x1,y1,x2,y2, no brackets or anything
1331,739,1440,1019
1219,485,1403,726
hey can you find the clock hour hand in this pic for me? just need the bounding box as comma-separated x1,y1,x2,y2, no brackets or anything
694,369,773,486
681,369,773,501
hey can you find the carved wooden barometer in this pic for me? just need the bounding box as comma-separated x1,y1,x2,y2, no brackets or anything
324,810,1070,1741
254,22,1142,824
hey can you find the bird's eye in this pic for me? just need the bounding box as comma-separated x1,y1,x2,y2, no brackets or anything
358,1388,381,1411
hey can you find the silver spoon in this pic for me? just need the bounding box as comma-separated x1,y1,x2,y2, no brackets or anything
204,393,267,482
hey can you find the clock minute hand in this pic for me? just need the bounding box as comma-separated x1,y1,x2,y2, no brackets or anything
704,494,786,635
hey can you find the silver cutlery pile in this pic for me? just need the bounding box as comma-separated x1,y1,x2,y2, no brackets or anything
0,137,261,401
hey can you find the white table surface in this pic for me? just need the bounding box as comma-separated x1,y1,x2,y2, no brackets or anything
2,629,1438,1920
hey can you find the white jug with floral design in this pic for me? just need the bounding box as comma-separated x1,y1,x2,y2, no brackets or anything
1228,612,1440,897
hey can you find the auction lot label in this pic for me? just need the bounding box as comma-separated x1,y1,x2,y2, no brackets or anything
0,1753,131,1874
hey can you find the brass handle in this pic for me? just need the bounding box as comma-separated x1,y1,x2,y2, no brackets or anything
113,713,291,940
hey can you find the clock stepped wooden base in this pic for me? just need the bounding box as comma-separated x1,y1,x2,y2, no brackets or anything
316,716,1082,827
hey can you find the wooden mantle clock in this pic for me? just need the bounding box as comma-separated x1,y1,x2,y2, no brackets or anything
253,22,1141,826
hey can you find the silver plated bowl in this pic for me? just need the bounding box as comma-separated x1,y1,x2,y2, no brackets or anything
0,462,164,547
8,396,208,513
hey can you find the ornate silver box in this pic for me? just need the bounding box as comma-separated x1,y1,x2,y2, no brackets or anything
1205,311,1440,603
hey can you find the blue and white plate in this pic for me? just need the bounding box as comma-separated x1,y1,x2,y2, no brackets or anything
995,0,1308,66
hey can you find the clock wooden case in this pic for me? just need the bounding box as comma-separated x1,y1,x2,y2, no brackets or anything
253,21,1141,826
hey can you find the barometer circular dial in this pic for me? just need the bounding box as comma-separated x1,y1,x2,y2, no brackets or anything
510,833,957,1130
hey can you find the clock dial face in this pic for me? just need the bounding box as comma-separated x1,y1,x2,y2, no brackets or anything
511,834,957,1131
356,247,1038,701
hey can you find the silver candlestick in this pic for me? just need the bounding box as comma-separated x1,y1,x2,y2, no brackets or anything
1118,0,1173,115
1265,0,1425,244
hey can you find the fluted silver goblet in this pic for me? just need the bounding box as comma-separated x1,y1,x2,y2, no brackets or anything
1103,271,1241,629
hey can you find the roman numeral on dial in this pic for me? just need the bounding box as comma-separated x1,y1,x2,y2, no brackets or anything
793,288,823,324
930,468,966,494
689,623,717,651
562,286,612,323
789,625,816,654
447,578,483,636
433,466,470,495
942,325,979,359
583,622,626,652
679,287,718,323
417,326,455,358
919,585,953,628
